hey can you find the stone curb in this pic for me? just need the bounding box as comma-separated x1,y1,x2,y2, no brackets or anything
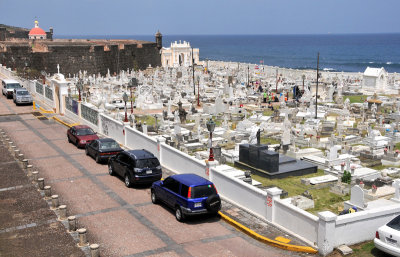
218,211,318,254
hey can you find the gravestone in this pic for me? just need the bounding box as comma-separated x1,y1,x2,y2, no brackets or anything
350,185,365,208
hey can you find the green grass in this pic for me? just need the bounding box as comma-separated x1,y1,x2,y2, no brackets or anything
344,95,366,103
251,169,350,214
136,116,156,126
262,110,274,116
260,137,280,145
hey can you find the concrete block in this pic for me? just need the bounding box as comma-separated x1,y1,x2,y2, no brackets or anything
336,245,353,255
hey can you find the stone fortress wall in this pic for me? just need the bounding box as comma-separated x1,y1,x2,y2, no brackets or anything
0,39,161,75
0,24,162,75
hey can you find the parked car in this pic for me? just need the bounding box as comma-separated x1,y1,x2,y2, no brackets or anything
374,215,400,256
2,79,22,99
67,125,99,148
13,88,33,105
108,149,162,187
85,138,123,163
151,173,221,221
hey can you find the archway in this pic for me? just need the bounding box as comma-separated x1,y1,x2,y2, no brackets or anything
179,53,184,66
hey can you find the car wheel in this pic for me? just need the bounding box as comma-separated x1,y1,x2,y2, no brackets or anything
68,136,72,143
75,140,79,148
124,174,131,188
175,206,184,222
95,154,101,163
151,190,158,204
108,164,114,176
85,148,89,156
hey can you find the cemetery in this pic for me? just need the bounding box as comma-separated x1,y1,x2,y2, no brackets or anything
3,56,400,255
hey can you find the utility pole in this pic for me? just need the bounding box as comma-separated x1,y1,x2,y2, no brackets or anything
315,52,320,119
275,68,278,93
247,65,249,87
192,47,195,95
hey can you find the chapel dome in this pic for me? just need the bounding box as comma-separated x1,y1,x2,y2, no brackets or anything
29,20,46,35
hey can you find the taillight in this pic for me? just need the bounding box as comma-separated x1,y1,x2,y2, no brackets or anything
213,184,218,194
188,187,192,198
376,231,380,239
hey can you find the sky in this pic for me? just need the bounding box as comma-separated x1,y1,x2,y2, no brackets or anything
1,0,400,36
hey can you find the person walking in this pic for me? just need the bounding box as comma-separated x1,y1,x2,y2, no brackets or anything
263,91,267,103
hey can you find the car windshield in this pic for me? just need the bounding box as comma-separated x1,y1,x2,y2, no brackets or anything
191,184,217,198
7,83,21,89
17,91,29,95
99,141,120,150
136,158,160,168
387,215,400,230
76,128,95,136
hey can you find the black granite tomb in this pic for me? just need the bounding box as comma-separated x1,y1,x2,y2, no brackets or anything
235,143,317,179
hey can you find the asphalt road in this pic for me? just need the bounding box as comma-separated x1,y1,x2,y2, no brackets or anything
0,95,301,257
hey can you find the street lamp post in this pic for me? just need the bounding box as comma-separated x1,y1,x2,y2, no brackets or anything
315,52,320,119
206,118,216,161
302,74,306,91
123,92,129,122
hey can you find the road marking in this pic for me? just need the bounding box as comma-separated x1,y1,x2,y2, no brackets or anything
0,218,57,234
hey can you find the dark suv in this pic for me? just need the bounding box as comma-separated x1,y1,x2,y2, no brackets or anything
151,174,221,221
108,149,162,187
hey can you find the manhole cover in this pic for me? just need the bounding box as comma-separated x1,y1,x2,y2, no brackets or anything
32,112,42,116
38,117,48,120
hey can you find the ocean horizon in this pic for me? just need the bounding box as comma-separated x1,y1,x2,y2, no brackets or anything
56,34,400,73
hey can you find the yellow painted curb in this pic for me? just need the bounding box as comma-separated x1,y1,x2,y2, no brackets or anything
218,211,318,254
52,116,79,128
39,106,54,113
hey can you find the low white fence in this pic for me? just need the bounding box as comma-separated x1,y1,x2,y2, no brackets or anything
334,205,400,246
160,143,207,178
99,113,124,144
125,126,158,156
274,199,319,245
212,168,268,218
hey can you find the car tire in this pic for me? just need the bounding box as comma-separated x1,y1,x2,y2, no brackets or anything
95,154,101,163
75,140,79,148
68,136,72,143
124,173,131,188
151,190,158,204
108,164,114,176
205,195,221,213
175,206,184,222
85,148,89,156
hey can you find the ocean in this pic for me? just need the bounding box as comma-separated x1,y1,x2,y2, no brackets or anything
57,34,400,73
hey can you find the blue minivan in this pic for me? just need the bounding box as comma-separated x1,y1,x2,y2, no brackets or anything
151,174,221,221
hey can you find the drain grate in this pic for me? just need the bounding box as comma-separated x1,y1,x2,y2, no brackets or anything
31,112,42,117
38,117,48,120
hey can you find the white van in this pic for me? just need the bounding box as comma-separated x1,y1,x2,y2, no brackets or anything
2,79,22,99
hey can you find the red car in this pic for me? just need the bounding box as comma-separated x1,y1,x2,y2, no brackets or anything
67,125,99,148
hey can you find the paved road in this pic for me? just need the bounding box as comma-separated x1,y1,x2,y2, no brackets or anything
0,95,301,257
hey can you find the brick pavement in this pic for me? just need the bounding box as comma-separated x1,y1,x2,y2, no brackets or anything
0,94,309,256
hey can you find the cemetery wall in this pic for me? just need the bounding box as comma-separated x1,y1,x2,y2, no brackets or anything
273,199,319,245
160,143,207,178
124,126,158,156
334,205,400,246
0,42,161,75
99,113,124,144
212,168,268,218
